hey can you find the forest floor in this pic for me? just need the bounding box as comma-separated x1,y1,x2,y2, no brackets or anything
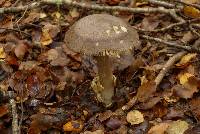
0,0,200,133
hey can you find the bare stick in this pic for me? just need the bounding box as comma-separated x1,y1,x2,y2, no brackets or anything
140,35,198,52
0,0,182,22
133,18,200,33
10,99,19,134
121,96,137,111
154,51,187,86
147,0,175,8
0,27,31,37
189,24,200,37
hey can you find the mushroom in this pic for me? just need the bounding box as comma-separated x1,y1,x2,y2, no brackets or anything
64,14,140,107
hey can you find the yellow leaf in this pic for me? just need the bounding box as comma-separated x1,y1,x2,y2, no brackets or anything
178,72,194,85
176,53,197,67
183,6,200,18
0,47,6,60
63,120,83,132
40,29,53,46
126,110,144,125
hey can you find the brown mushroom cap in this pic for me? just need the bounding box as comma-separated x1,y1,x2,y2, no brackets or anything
64,14,140,56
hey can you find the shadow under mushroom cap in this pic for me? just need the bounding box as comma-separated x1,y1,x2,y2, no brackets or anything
64,14,140,56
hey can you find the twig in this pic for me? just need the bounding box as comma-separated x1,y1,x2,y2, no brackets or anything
0,0,183,22
42,0,183,22
140,35,198,52
154,51,187,86
0,2,39,14
0,27,31,37
10,99,19,134
147,0,175,8
189,24,200,37
121,96,137,111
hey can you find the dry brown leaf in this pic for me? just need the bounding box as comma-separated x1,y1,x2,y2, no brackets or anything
141,16,161,31
173,84,196,99
0,47,6,60
14,43,28,59
0,105,8,117
40,24,60,46
189,97,200,120
136,81,157,102
175,72,199,98
166,120,189,134
82,130,104,134
126,110,144,125
148,123,169,134
183,0,198,4
181,31,195,43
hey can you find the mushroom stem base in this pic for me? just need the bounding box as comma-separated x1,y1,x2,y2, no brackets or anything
94,56,114,107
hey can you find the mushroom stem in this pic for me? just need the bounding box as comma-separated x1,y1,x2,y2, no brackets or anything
95,56,114,107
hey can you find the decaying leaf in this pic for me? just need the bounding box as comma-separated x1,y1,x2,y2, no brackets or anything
126,110,144,125
148,123,169,134
136,81,157,102
14,43,28,59
183,6,200,18
40,23,60,46
63,120,83,132
176,53,197,67
0,47,6,60
189,97,200,120
166,120,189,134
175,72,200,98
82,130,104,134
0,105,8,117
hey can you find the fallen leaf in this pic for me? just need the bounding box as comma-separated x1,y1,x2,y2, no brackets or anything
14,43,28,59
63,120,83,132
189,97,200,120
166,120,189,134
173,84,196,99
175,72,200,98
40,23,60,46
183,0,198,4
0,47,6,60
183,6,200,18
136,81,157,102
106,118,122,130
0,105,8,117
69,8,80,18
148,123,169,134
82,130,104,134
176,53,197,67
98,110,113,122
126,110,144,125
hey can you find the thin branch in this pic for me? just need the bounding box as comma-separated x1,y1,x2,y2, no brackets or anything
121,96,137,111
140,35,199,52
10,99,19,134
0,0,183,22
42,0,183,22
147,0,175,8
0,28,31,37
189,24,200,37
0,2,39,14
154,51,187,86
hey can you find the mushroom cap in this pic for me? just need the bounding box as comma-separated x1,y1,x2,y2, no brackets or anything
64,14,140,56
